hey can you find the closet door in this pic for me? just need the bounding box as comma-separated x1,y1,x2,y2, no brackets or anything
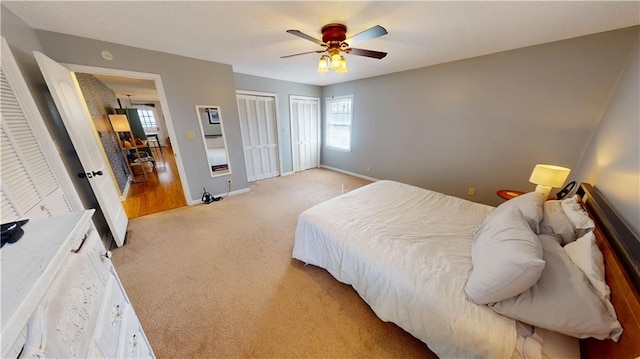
290,96,320,172
0,38,76,222
236,94,279,182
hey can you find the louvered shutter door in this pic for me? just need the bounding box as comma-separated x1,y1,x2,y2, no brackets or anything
1,184,20,220
237,94,279,182
0,66,72,221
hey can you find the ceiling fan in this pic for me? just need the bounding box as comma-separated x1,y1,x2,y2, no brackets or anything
282,23,388,73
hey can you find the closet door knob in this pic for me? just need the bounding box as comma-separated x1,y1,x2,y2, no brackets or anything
92,170,103,176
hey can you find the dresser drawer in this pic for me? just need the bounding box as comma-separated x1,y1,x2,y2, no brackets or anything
119,305,154,358
80,228,113,283
39,252,105,357
4,326,27,358
94,273,129,357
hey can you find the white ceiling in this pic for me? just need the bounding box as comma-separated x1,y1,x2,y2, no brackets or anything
5,1,639,87
91,74,159,103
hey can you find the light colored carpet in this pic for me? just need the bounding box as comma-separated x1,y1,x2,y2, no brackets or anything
112,168,437,358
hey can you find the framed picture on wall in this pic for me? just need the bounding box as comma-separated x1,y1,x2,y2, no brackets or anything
207,108,220,124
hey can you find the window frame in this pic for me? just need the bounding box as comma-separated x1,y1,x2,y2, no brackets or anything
136,108,158,133
324,95,354,152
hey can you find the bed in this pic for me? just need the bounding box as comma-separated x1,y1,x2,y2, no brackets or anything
292,180,640,358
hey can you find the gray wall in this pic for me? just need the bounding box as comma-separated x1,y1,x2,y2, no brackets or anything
322,27,639,207
4,3,638,236
234,73,322,174
1,7,114,246
575,35,640,235
35,30,249,201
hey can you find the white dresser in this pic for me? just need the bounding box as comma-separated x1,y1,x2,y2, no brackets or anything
1,210,154,358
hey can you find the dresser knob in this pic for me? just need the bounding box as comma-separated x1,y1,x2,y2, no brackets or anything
103,251,112,259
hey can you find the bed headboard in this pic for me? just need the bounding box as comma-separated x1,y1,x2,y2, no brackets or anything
577,183,640,359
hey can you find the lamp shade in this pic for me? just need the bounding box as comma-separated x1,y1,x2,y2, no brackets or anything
317,56,329,73
529,164,571,188
336,57,348,73
108,114,131,132
330,53,342,69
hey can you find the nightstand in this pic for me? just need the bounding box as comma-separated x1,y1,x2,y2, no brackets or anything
496,190,525,200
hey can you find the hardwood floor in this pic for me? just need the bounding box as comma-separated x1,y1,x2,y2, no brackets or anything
122,146,187,218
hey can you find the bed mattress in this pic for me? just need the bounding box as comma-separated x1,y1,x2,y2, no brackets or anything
292,180,517,358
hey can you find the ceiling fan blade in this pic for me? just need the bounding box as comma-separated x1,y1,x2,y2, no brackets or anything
286,30,325,46
281,50,324,59
345,25,388,46
347,48,387,59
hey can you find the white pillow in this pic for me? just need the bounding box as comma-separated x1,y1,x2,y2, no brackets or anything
465,206,545,305
540,200,577,245
484,191,545,234
561,195,595,237
563,232,616,319
490,234,622,341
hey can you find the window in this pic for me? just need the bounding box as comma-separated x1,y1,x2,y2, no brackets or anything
325,95,353,151
136,108,158,133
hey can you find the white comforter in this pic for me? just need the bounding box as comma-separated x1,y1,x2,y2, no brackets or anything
292,180,517,358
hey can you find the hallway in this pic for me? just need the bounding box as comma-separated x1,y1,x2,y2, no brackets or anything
122,146,187,218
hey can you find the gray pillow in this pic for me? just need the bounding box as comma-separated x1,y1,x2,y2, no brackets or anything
485,191,544,234
465,206,545,305
540,200,577,245
561,195,595,238
490,234,622,341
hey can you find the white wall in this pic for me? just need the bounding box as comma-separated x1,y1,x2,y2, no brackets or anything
575,34,640,235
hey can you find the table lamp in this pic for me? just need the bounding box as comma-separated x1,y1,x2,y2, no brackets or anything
529,164,571,199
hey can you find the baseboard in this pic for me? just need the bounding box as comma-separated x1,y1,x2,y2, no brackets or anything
320,165,379,182
216,187,250,198
121,178,132,199
281,171,294,177
187,187,251,205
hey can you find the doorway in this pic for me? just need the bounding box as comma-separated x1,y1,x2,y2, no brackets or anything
67,65,189,218
289,95,320,172
236,91,281,182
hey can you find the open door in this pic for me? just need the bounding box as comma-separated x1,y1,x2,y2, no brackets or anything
34,52,127,247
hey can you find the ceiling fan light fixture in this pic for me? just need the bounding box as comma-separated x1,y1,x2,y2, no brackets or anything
283,23,387,75
317,56,329,73
330,53,342,69
336,58,348,73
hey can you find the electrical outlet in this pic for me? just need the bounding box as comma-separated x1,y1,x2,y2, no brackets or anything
468,188,476,196
186,131,196,139
367,166,371,172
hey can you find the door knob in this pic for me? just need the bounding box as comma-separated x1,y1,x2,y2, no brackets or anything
77,170,103,179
